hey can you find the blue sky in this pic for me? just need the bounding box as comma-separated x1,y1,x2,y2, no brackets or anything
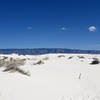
0,0,100,50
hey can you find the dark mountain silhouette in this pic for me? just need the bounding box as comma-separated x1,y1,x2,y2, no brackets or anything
0,48,100,55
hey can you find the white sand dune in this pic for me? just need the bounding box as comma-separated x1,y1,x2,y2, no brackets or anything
0,54,100,100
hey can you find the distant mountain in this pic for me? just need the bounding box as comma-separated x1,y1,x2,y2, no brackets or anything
0,48,100,55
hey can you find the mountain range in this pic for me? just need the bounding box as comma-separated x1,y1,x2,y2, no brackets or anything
0,48,100,55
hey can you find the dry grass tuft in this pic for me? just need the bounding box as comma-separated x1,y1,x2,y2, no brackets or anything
68,56,73,59
0,57,30,76
33,60,44,65
58,55,65,58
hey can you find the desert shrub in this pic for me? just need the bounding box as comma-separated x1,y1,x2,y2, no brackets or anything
16,67,31,76
27,58,30,60
2,56,8,60
1,58,30,76
3,63,18,72
0,60,5,67
58,55,65,58
3,63,30,76
14,59,25,66
90,58,100,65
33,60,44,65
68,56,73,59
77,56,85,59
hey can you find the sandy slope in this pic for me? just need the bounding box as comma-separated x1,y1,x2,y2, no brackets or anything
0,54,100,100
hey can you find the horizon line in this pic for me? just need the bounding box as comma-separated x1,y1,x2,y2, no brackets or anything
0,48,99,51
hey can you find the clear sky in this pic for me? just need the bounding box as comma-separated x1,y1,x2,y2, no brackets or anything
0,0,100,50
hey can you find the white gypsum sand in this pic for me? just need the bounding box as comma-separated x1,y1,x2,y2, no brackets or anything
0,54,100,100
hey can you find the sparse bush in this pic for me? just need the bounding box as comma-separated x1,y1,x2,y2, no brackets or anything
77,56,85,59
68,56,73,59
58,55,65,58
0,57,30,76
33,60,44,65
0,60,5,67
3,63,17,72
3,56,8,60
3,63,30,76
16,67,31,76
27,58,30,60
90,58,100,65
